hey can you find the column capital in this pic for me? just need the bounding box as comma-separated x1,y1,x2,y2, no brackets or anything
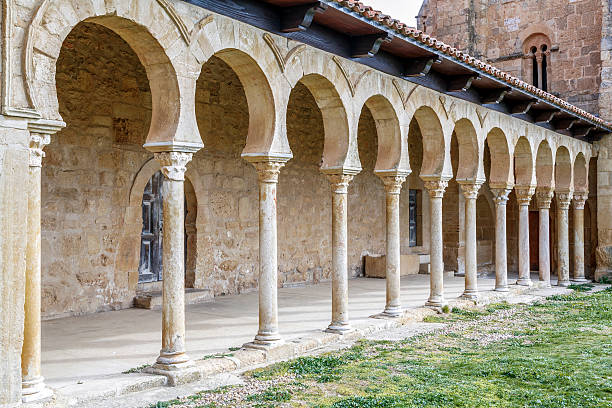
423,179,449,198
325,173,355,194
572,191,588,210
251,160,287,184
154,151,193,181
556,190,573,210
515,186,535,206
379,175,406,195
490,188,511,205
535,188,554,209
459,181,483,200
28,133,51,168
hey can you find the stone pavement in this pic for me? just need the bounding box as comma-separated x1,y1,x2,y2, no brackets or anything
39,273,565,407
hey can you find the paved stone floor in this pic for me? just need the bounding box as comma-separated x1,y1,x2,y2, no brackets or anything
42,273,518,391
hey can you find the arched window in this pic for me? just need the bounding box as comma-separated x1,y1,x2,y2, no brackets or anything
523,34,552,91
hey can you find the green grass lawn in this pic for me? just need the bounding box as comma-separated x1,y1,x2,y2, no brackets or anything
153,286,612,408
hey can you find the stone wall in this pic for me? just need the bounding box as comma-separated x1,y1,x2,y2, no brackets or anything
600,0,612,121
419,0,603,114
42,23,153,318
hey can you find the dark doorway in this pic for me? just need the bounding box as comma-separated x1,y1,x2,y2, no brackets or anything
529,211,539,271
408,189,418,247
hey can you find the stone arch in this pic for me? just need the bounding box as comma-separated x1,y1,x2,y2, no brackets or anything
292,74,354,171
515,136,535,187
485,127,513,187
554,146,573,191
116,158,204,292
360,95,407,173
452,118,481,182
26,0,200,147
573,153,588,193
352,72,410,174
411,106,447,179
535,139,554,188
204,48,280,159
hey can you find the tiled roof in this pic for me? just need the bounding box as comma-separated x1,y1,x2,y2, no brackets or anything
332,0,612,130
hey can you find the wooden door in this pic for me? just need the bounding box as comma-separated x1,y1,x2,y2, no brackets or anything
529,211,539,271
139,171,164,283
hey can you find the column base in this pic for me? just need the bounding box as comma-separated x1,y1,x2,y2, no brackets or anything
325,322,353,335
22,376,53,403
381,305,403,318
153,350,192,371
461,290,479,300
537,281,552,289
557,280,571,287
515,278,533,286
571,278,589,283
494,286,509,292
425,296,447,308
245,332,285,349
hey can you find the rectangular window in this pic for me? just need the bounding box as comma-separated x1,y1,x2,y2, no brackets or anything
409,189,418,247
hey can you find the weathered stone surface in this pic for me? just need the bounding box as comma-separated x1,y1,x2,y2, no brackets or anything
0,125,30,406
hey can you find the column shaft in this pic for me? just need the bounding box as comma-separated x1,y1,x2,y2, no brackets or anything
380,175,406,317
22,133,52,402
491,188,511,292
325,174,354,333
460,183,481,299
556,192,572,286
424,180,448,307
536,189,553,287
154,152,192,369
572,193,588,282
253,162,285,345
515,187,535,286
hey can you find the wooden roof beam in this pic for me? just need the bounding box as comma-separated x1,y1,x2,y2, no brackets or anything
351,33,393,58
280,2,327,33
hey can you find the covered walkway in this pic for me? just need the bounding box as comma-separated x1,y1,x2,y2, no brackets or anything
43,274,503,391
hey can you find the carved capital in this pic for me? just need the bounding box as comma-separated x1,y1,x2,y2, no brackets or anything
154,152,193,181
423,179,448,199
252,160,286,184
326,173,354,194
556,190,573,210
491,188,511,206
535,188,554,210
29,133,51,168
572,191,588,210
459,182,483,200
515,186,535,206
380,175,406,195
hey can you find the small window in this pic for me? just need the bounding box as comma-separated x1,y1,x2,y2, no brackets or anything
523,34,552,91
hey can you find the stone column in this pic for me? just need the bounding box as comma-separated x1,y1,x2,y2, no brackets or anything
423,179,448,307
536,188,554,287
152,152,193,371
515,186,535,286
572,192,588,282
248,160,287,347
324,172,356,333
459,182,482,299
21,133,53,403
556,191,573,287
491,188,511,292
379,174,407,317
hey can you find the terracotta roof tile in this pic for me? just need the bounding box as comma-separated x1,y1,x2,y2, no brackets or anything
330,0,611,130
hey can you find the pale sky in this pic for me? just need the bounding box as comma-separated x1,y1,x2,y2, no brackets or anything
363,0,425,27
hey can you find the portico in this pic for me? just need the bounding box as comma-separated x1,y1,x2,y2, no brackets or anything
0,0,609,406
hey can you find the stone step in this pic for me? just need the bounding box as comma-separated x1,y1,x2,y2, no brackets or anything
134,288,214,309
